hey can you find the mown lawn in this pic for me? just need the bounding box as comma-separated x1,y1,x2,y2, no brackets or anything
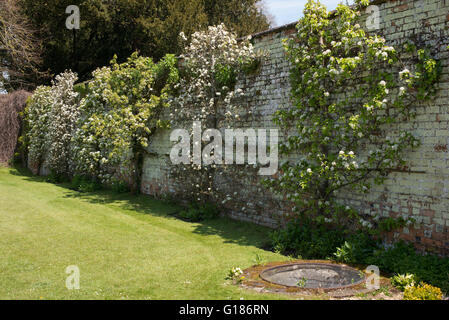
0,166,292,300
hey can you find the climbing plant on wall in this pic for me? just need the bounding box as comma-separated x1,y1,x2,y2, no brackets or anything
72,53,179,192
170,24,263,203
26,71,79,177
47,71,80,176
25,85,52,169
266,0,441,231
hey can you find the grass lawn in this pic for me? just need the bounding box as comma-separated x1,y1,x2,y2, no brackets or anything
0,166,293,300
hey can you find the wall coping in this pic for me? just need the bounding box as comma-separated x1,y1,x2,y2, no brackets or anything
244,0,391,41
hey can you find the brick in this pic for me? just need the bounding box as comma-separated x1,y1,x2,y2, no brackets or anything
63,0,449,256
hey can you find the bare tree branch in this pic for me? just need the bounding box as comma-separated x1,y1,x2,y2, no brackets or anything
0,0,47,91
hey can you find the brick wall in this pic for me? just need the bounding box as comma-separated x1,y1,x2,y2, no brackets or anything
141,0,449,255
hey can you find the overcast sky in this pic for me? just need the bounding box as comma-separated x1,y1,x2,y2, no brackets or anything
264,0,354,26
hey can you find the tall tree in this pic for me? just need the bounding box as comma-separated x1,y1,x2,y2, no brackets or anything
19,0,271,83
204,0,270,36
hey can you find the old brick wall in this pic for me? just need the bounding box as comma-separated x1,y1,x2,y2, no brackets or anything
141,0,449,255
344,0,449,255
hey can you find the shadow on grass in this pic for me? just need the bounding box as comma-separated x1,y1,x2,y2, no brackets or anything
190,218,274,249
8,166,274,250
8,165,42,180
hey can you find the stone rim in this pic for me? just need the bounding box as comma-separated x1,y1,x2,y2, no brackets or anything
259,262,366,289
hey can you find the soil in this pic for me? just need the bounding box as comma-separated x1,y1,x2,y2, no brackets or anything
238,259,403,300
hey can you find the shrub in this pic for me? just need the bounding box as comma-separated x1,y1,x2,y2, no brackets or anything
178,202,220,222
403,283,443,300
72,53,178,192
226,267,244,282
272,214,379,260
70,175,102,193
365,241,449,294
333,233,379,264
109,178,130,193
270,214,348,259
26,71,79,176
44,170,69,184
272,217,449,294
333,241,355,263
266,0,441,233
170,24,262,205
25,86,52,169
391,273,419,291
46,71,79,177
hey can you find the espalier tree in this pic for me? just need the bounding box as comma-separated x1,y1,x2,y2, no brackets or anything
26,71,79,177
266,0,441,232
72,53,179,192
170,24,262,204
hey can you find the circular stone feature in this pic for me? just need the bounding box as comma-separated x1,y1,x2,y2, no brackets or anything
260,263,365,289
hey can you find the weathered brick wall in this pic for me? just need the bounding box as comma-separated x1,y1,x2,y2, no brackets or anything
340,0,449,255
141,0,449,255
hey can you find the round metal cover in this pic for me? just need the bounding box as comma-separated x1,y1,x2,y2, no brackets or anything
260,263,365,289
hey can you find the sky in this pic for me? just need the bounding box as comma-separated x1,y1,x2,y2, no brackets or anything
264,0,353,26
